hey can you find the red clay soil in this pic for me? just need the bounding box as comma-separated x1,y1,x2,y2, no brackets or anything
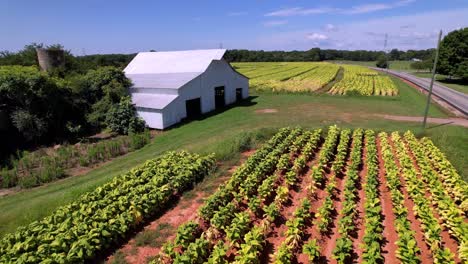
299,138,354,264
296,185,327,264
319,140,358,264
387,136,434,263
295,143,330,264
320,170,345,263
263,160,314,263
353,140,367,263
105,151,254,264
402,139,462,263
375,138,399,264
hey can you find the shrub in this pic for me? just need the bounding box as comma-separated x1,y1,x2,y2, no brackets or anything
129,130,151,150
106,96,146,135
0,168,17,188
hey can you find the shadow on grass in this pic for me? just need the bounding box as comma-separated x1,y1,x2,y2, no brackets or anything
163,96,258,131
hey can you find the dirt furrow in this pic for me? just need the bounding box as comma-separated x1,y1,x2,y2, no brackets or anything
263,160,314,263
388,136,433,263
375,138,398,263
402,139,462,263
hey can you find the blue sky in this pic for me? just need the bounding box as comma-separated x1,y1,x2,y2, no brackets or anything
1,0,468,54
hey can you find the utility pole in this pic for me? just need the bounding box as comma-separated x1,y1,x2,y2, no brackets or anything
384,33,389,71
422,30,443,129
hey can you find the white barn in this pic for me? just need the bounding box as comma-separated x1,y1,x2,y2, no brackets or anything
124,49,249,129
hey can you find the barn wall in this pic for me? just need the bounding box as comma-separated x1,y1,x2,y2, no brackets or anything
132,59,249,129
200,60,249,110
159,60,249,128
135,107,164,129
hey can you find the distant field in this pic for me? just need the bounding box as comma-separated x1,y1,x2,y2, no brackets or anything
233,62,398,96
330,60,413,71
232,62,340,93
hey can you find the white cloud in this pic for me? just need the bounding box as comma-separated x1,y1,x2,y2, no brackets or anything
263,20,288,27
344,0,415,14
265,0,416,17
324,24,338,32
252,8,468,51
306,33,328,41
265,7,336,17
228,11,248,16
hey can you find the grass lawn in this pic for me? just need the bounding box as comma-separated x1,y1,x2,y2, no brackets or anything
0,75,466,237
411,72,468,94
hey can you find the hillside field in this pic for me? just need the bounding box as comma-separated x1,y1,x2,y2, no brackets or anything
0,64,466,264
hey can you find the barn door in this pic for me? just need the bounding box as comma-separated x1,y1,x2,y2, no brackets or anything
214,86,225,109
236,88,243,102
186,98,201,119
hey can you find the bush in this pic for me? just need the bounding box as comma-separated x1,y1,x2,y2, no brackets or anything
129,130,151,150
0,66,77,143
0,168,17,188
106,96,146,135
376,55,388,68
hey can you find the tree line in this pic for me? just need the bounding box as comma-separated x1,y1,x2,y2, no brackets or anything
224,48,435,62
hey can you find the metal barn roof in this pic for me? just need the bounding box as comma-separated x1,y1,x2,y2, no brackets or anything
126,72,201,89
124,49,228,110
131,93,178,109
124,49,226,75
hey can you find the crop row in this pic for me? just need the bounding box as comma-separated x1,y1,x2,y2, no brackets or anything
332,129,364,263
361,130,384,263
420,138,468,214
310,126,342,235
403,132,468,262
0,151,215,263
152,128,323,263
378,132,421,263
329,65,398,96
391,132,455,263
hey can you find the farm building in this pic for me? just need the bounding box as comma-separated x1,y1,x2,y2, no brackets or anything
124,49,249,129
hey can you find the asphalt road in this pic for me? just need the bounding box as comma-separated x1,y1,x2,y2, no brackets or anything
372,68,468,116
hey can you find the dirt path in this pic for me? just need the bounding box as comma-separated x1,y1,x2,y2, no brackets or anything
376,138,399,263
105,151,254,264
375,114,468,128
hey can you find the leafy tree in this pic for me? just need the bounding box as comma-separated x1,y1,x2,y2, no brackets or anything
438,27,468,81
0,66,78,144
72,67,131,128
376,55,388,68
106,96,146,135
411,59,433,72
389,49,402,60
10,110,46,141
